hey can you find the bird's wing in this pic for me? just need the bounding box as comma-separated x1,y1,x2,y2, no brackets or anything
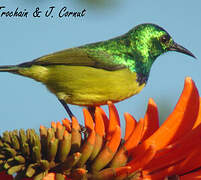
20,47,126,71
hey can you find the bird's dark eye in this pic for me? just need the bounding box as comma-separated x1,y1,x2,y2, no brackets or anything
160,35,170,44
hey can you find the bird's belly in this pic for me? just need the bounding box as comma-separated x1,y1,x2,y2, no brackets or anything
45,65,145,106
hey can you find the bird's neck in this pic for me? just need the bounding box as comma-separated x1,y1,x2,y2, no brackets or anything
122,33,162,80
110,35,159,79
128,53,157,85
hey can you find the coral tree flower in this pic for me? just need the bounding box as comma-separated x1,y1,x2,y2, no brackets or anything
0,77,201,180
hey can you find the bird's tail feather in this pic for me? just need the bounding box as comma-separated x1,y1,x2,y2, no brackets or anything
0,65,19,73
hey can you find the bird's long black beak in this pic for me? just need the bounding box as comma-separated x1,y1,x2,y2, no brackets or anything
169,42,196,59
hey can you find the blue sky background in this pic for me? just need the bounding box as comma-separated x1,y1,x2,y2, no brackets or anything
0,0,201,135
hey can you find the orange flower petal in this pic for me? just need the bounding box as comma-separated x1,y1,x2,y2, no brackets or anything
109,118,144,168
56,121,62,128
108,101,120,126
90,107,105,161
94,107,105,137
128,145,156,173
89,133,104,161
132,77,200,158
156,77,199,145
124,118,145,152
143,170,173,180
98,106,109,133
141,98,159,141
62,118,71,132
71,116,81,153
124,112,137,141
106,101,121,140
143,158,184,179
83,108,94,131
91,126,121,172
71,116,80,131
51,121,56,130
107,125,121,153
180,168,201,180
175,143,201,175
193,97,201,129
144,125,201,175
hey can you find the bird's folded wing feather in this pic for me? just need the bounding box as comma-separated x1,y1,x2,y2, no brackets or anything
21,48,126,71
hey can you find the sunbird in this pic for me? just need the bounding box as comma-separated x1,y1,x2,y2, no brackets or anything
0,23,195,118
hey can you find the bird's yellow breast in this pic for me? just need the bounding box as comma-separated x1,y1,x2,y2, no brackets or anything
19,65,145,106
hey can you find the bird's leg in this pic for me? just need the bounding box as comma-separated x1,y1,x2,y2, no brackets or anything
58,99,86,133
87,106,96,121
58,99,74,119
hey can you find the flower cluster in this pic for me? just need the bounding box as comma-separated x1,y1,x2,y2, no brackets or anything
0,77,201,180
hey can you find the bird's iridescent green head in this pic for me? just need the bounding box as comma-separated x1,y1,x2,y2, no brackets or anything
128,23,196,60
122,23,196,77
